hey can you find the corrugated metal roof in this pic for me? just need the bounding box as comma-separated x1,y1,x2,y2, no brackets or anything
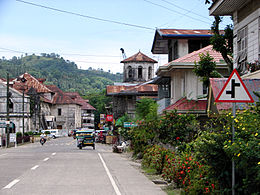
121,51,157,63
164,97,207,113
158,29,215,36
210,78,260,111
106,84,158,95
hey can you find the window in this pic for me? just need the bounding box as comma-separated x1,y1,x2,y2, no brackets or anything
128,66,133,78
58,108,62,116
148,66,152,79
138,66,143,79
237,26,248,74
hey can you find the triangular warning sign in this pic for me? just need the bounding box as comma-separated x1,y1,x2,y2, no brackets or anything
215,69,254,103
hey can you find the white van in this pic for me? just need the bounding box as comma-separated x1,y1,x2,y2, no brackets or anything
41,129,62,139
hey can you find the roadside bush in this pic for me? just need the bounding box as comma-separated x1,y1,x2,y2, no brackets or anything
158,110,199,151
142,145,171,174
191,105,260,194
162,151,218,193
44,131,50,135
16,132,22,138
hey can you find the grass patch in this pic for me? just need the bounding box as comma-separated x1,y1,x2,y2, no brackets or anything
162,185,184,195
142,167,157,175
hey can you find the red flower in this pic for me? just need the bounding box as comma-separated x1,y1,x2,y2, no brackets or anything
211,184,215,190
188,167,190,169
180,171,184,174
176,137,180,140
205,188,209,193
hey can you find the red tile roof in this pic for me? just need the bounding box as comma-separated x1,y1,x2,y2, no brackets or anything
121,51,157,63
65,92,96,110
169,45,224,64
209,78,260,111
164,97,207,113
46,85,80,105
107,84,158,95
13,73,52,94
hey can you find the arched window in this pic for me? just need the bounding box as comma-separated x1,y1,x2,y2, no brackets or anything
128,66,133,78
138,66,143,79
148,66,152,79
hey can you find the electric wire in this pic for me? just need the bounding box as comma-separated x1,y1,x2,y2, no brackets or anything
161,0,213,22
143,0,211,25
16,0,155,31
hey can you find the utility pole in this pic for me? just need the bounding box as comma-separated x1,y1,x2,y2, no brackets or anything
22,89,24,144
6,73,10,148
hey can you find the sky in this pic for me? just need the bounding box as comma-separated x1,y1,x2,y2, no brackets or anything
0,0,232,74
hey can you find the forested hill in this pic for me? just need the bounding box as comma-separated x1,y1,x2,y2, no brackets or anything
0,53,123,94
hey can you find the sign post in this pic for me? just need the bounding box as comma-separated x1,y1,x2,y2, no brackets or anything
215,69,254,195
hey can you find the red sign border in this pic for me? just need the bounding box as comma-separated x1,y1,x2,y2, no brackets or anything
215,69,254,103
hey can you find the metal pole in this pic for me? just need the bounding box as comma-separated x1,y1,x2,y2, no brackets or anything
232,102,236,195
6,73,10,148
22,90,24,144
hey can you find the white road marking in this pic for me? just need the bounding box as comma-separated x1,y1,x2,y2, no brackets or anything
98,153,121,195
43,157,49,161
31,165,39,170
3,179,20,189
0,153,7,157
52,153,56,156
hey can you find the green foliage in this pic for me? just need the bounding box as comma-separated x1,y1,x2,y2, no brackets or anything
193,52,221,88
210,16,233,73
142,145,170,174
116,113,131,140
83,89,111,128
158,110,198,151
191,107,260,194
16,132,22,138
0,54,123,94
162,151,218,194
135,98,158,120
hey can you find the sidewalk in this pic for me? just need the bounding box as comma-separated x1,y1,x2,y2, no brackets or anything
99,145,166,195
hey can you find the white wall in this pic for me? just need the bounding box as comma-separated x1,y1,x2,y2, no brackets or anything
233,8,260,69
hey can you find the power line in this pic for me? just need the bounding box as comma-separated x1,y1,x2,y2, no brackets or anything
0,47,121,58
161,0,213,22
16,0,155,31
143,0,211,25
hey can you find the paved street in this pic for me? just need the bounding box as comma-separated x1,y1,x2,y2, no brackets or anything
0,137,165,195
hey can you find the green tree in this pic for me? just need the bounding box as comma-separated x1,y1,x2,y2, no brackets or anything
205,1,233,73
193,52,222,89
135,98,158,120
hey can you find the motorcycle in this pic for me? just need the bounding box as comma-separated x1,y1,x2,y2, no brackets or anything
40,137,46,145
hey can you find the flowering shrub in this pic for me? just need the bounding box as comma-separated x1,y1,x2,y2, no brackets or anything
162,152,218,193
192,105,260,194
142,145,171,174
158,110,198,150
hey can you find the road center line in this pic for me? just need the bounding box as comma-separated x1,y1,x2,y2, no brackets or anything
3,179,20,189
98,153,121,195
43,157,49,161
52,152,56,156
31,165,39,170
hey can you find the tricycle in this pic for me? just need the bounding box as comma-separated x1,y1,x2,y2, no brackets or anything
76,130,95,150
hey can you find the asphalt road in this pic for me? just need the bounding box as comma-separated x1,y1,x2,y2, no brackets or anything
0,137,165,195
